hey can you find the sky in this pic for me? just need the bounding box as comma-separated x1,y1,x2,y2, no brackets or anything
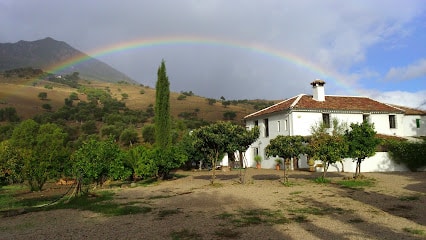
1,0,426,109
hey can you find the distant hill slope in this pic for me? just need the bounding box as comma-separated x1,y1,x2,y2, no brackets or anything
0,37,135,83
0,76,270,123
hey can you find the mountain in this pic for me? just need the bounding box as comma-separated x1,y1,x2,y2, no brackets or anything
0,37,135,83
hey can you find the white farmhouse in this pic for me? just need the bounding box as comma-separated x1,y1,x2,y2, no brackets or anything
242,80,426,171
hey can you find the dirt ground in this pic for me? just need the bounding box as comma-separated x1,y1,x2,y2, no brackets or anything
1,169,425,240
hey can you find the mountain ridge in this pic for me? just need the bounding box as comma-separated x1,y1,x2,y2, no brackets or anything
0,37,136,83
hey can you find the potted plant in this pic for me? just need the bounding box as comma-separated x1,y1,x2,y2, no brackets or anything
315,163,324,172
254,155,262,169
275,158,283,170
308,158,315,172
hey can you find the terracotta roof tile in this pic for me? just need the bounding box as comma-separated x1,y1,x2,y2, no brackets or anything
390,105,426,115
244,95,299,119
244,94,404,119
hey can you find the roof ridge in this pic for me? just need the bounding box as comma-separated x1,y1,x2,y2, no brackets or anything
376,100,405,112
290,94,305,108
244,95,299,119
324,94,369,98
326,95,405,112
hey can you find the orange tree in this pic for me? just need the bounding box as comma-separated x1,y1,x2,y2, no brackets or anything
192,121,259,184
309,119,348,179
9,120,69,191
345,121,380,178
72,137,127,194
265,135,306,183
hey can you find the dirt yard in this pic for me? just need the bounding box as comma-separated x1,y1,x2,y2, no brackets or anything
1,169,425,240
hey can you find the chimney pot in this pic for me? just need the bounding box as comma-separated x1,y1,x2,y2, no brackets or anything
311,79,325,101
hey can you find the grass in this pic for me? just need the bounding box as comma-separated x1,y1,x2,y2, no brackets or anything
0,185,22,210
313,177,331,184
291,215,309,223
47,191,152,216
217,209,290,227
158,209,182,219
403,227,425,236
148,194,174,199
282,181,295,187
399,195,421,201
170,229,202,240
0,184,60,211
214,228,241,239
289,206,347,216
348,218,365,223
337,178,376,189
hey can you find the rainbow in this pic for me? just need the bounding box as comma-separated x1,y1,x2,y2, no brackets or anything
45,35,354,94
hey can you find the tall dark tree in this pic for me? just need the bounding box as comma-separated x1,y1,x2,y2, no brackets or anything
154,60,171,149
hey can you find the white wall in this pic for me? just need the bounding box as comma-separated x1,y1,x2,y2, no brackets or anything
402,115,426,137
291,112,321,136
369,113,404,136
326,152,411,172
246,113,291,165
245,110,422,171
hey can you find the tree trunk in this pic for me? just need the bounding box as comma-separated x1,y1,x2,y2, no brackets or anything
322,162,329,178
354,158,362,179
210,151,219,184
293,157,299,170
238,151,246,184
283,158,289,183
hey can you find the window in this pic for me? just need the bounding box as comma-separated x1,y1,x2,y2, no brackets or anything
277,121,281,132
322,113,330,128
389,115,396,129
254,120,258,127
254,147,259,156
264,118,269,137
416,119,420,128
284,119,288,131
363,114,370,122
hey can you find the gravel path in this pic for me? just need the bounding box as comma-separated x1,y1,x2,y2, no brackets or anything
1,169,425,240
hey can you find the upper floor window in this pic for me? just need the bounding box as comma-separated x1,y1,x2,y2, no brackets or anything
322,113,330,128
363,114,370,122
389,115,396,129
416,119,420,128
264,118,269,137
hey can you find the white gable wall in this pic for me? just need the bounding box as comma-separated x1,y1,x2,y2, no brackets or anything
291,111,366,135
369,113,404,136
402,115,426,137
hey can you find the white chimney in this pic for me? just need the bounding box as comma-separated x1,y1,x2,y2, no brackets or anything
311,79,325,101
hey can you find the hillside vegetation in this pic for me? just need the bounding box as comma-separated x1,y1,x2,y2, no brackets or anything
0,68,275,123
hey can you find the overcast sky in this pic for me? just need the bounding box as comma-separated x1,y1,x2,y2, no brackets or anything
1,0,426,109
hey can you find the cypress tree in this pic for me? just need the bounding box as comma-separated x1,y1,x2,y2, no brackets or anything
154,60,171,149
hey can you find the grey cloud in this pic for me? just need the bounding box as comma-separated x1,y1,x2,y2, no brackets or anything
1,0,425,101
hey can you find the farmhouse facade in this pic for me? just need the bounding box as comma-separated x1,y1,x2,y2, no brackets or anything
241,80,426,170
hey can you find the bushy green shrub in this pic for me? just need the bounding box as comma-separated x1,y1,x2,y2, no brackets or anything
386,140,426,171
